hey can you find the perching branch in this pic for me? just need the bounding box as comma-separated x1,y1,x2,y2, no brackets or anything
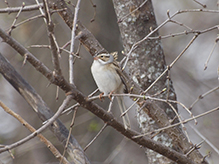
0,26,195,164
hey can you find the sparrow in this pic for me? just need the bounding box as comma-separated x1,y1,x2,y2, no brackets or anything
91,52,130,129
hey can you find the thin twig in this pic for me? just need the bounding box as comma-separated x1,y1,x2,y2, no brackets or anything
166,70,171,101
4,0,10,8
88,88,99,97
133,106,219,138
189,124,219,156
0,3,43,13
192,0,207,8
69,0,81,84
14,14,44,28
122,8,174,70
148,25,218,40
88,0,96,22
6,7,62,31
118,0,148,23
0,95,73,153
147,96,197,124
8,2,25,35
29,45,81,58
169,19,193,31
121,98,139,117
204,38,218,70
61,103,80,115
89,92,197,124
84,124,107,151
0,101,70,164
55,86,59,101
62,89,98,115
73,42,82,64
103,138,128,163
167,102,191,144
177,8,219,14
61,107,78,164
35,0,46,23
143,34,198,94
42,0,62,75
122,9,219,70
186,140,204,157
108,96,115,112
189,86,219,110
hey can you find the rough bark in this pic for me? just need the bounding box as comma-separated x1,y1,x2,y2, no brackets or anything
112,0,207,163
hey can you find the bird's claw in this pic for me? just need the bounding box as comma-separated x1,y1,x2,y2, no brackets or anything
99,93,104,101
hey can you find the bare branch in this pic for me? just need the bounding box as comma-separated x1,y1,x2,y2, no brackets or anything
0,95,72,154
122,9,219,70
189,86,219,110
69,0,81,84
0,101,70,164
88,0,96,22
61,107,78,164
49,0,107,56
144,34,198,94
8,2,25,35
104,137,128,163
42,0,62,75
1,1,216,162
0,3,43,13
192,0,207,8
186,140,204,157
133,106,219,138
14,14,45,28
0,52,90,164
148,25,218,40
117,0,148,23
189,124,219,156
204,37,219,70
0,38,194,163
84,124,107,151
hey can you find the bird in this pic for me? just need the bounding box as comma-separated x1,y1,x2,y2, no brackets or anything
91,52,131,129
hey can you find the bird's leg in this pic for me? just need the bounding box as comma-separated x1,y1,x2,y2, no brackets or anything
108,91,114,101
99,92,104,101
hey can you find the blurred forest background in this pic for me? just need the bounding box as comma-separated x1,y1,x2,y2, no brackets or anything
0,0,219,163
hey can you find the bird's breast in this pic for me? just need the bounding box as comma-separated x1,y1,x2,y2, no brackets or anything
91,61,121,95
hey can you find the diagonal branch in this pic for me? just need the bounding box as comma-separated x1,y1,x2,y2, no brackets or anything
0,52,89,164
0,27,195,164
0,101,70,164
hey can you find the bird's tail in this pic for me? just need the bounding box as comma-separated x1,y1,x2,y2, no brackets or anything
116,97,131,129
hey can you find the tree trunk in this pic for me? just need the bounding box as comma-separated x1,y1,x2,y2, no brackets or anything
112,0,207,163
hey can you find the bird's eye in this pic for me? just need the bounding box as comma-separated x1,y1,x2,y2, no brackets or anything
100,55,103,58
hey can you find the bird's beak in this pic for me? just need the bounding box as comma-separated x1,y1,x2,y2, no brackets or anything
94,56,98,60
